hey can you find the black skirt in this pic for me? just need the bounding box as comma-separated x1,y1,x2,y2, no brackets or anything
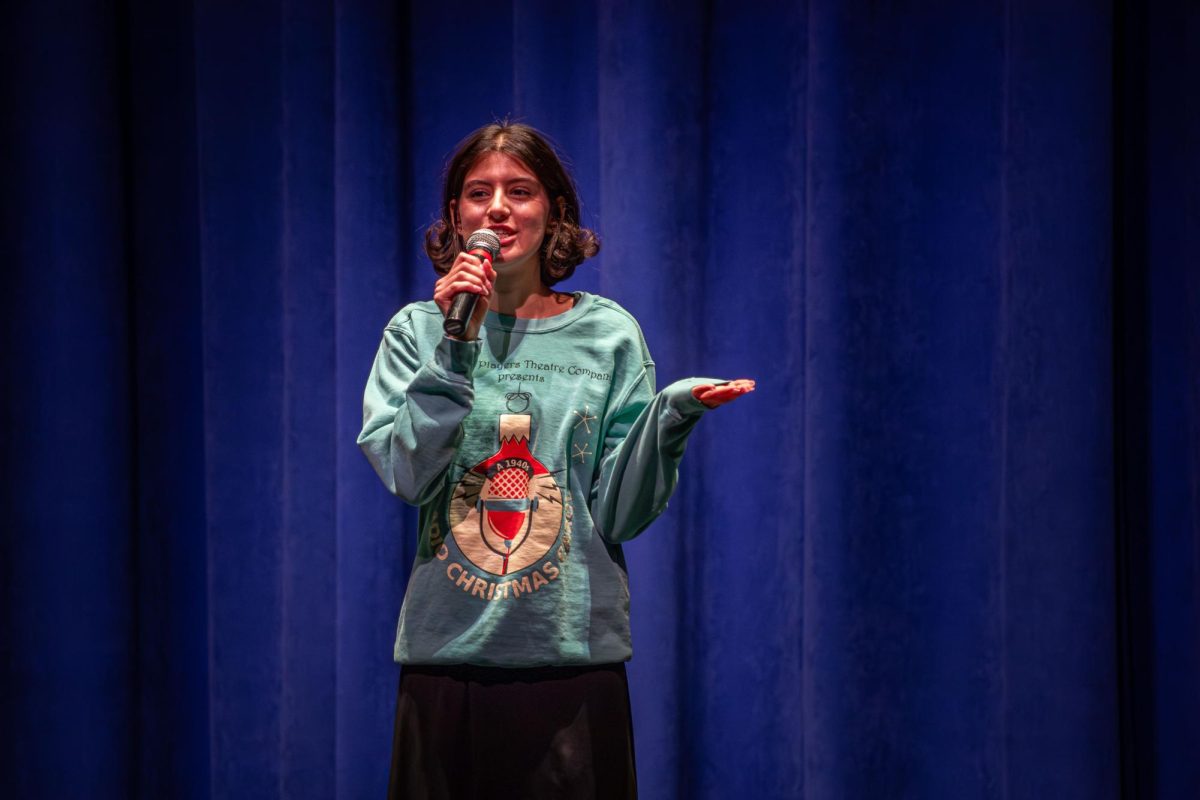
388,662,638,800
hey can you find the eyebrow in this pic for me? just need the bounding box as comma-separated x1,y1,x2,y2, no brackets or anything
463,177,538,187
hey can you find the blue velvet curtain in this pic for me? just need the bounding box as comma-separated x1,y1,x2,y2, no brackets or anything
2,1,1197,798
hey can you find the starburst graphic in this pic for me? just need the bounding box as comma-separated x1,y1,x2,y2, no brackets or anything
572,405,597,434
572,442,592,464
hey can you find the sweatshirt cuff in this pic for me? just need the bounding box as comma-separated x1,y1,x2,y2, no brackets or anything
663,377,725,417
434,335,482,379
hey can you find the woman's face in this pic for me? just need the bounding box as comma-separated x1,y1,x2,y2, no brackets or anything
453,152,552,276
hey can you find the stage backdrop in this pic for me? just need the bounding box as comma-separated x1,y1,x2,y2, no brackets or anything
2,1,1197,798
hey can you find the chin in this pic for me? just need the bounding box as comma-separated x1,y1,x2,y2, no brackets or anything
496,251,539,272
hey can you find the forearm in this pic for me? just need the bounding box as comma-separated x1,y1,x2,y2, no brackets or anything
358,333,481,505
590,377,717,543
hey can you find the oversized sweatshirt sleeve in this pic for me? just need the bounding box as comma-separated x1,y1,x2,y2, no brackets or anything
357,322,481,505
589,364,722,544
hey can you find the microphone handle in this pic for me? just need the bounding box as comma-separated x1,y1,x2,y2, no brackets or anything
444,292,477,338
442,248,493,338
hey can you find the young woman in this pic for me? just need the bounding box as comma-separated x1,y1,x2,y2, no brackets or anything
358,122,753,799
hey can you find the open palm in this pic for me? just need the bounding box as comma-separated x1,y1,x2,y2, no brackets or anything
692,379,756,409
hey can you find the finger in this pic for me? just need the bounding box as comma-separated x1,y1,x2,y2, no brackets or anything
434,287,490,307
449,253,486,276
440,271,489,289
698,383,751,398
697,385,754,408
441,263,492,286
435,274,490,295
447,268,492,293
717,385,753,399
434,278,492,302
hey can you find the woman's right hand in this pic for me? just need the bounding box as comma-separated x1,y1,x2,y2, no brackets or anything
434,251,496,341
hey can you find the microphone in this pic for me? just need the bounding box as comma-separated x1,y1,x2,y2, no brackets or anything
444,228,501,338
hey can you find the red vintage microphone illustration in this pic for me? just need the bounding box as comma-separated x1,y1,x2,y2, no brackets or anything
443,228,502,338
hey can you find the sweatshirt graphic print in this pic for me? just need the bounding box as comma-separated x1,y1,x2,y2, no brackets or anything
358,293,715,667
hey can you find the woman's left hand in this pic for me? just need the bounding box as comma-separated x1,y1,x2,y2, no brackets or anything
692,379,756,409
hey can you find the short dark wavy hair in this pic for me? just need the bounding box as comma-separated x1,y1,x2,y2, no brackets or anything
424,122,599,286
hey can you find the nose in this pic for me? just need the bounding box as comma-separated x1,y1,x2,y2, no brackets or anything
486,189,509,219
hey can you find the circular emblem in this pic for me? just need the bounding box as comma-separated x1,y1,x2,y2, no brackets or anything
448,414,562,575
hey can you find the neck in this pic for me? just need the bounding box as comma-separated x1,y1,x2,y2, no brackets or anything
489,262,573,318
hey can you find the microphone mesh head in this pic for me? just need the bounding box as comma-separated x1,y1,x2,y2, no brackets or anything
465,228,501,260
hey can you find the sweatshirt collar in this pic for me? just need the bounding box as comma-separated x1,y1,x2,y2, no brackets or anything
482,291,593,333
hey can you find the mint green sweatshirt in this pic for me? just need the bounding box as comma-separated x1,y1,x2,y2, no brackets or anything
358,292,716,667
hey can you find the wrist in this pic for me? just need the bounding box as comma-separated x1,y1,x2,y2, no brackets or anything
436,335,482,376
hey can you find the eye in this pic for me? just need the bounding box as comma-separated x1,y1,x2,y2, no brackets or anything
509,186,533,198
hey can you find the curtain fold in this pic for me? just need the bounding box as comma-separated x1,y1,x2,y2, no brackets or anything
2,1,1196,798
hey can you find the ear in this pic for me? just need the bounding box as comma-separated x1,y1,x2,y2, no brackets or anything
449,199,461,235
552,196,567,226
